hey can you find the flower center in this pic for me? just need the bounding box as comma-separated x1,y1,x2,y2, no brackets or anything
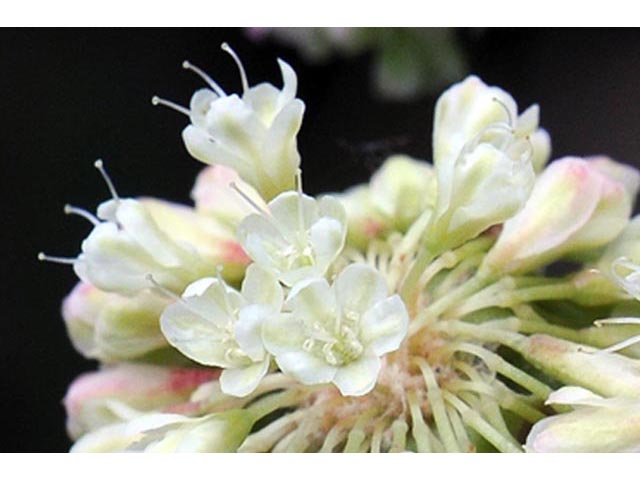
302,309,364,366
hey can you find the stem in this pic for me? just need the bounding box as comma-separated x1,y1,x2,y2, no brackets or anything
246,389,303,422
400,246,438,313
414,357,461,452
407,390,432,453
435,319,526,350
237,410,305,453
389,419,409,452
454,342,552,400
443,391,522,453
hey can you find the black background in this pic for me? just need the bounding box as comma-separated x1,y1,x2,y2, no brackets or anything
1,28,640,452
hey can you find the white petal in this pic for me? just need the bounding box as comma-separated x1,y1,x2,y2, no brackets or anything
220,358,270,397
309,217,346,274
235,304,273,361
274,351,337,385
261,313,307,356
334,264,388,315
285,277,337,324
332,353,381,396
268,191,318,240
360,295,409,356
241,263,283,307
159,302,233,368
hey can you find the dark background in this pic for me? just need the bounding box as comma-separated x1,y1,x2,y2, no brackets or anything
1,28,640,452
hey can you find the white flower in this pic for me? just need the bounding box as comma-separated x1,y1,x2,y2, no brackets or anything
525,386,640,453
160,264,283,397
74,198,238,295
262,264,409,396
237,190,347,286
165,45,305,201
427,75,538,250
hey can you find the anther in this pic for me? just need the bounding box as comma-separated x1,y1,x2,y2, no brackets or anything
151,95,190,116
37,252,76,265
221,42,249,94
64,204,100,226
182,60,227,97
94,159,120,202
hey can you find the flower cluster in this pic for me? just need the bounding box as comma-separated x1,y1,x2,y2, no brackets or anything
42,44,640,452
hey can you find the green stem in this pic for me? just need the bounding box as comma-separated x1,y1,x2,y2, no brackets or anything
443,391,522,453
407,390,432,453
414,357,461,452
246,389,303,422
454,342,552,400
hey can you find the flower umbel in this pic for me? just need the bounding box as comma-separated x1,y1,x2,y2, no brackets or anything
43,45,640,453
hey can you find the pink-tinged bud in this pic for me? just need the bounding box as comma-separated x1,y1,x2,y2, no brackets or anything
191,165,267,228
588,155,640,205
526,386,640,452
335,184,390,250
482,157,632,275
63,363,219,439
62,282,169,362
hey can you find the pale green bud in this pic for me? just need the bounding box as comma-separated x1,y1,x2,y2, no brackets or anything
369,154,437,232
334,184,389,250
516,334,640,398
526,386,640,452
71,409,253,453
62,281,169,362
482,157,632,275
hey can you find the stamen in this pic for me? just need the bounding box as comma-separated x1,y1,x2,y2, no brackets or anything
491,96,514,129
151,95,190,116
94,160,120,202
599,334,640,353
64,204,100,226
221,42,249,93
594,317,640,327
37,252,76,265
230,182,271,217
145,273,181,301
182,60,227,97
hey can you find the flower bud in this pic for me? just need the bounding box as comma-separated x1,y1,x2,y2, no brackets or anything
369,155,437,232
525,386,640,452
62,282,169,361
334,184,389,250
597,215,640,285
71,409,253,453
516,334,640,398
191,164,267,228
63,364,218,439
181,56,305,201
482,157,632,275
433,75,546,170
